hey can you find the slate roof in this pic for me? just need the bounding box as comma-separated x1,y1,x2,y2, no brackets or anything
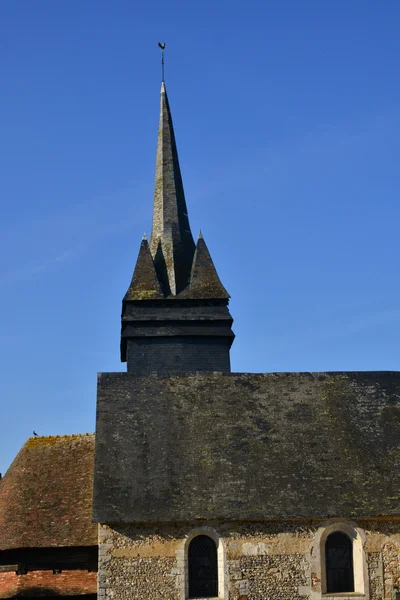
124,234,230,302
124,237,164,301
185,233,229,299
120,82,234,362
124,81,229,302
149,81,195,295
93,371,400,523
0,434,97,550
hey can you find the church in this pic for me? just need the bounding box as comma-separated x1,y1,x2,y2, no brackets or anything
1,77,400,600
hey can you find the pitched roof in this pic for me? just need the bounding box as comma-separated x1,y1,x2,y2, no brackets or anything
93,371,400,523
0,434,97,550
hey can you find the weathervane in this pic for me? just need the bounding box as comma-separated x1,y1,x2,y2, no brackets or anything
158,42,166,82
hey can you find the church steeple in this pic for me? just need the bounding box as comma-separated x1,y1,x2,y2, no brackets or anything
120,79,234,373
149,82,195,295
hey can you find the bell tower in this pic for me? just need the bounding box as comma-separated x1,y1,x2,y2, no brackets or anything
120,82,234,374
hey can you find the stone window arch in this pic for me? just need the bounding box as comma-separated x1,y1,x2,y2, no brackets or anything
177,526,227,600
310,521,368,598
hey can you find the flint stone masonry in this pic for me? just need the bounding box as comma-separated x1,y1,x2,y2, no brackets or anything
97,520,400,600
93,371,400,523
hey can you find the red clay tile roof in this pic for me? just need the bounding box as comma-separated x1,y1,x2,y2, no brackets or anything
0,434,97,550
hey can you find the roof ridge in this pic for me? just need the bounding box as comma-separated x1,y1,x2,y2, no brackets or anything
27,432,94,440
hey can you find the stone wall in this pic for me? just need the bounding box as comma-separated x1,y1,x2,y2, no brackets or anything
98,519,400,600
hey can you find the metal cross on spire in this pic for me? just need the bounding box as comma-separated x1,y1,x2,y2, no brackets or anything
158,42,166,82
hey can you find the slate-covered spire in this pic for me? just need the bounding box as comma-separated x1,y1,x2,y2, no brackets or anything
120,79,234,371
124,236,164,301
149,82,195,295
188,233,230,299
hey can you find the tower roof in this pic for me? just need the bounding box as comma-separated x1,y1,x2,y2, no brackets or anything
124,237,164,301
120,80,235,368
149,82,195,295
186,233,230,299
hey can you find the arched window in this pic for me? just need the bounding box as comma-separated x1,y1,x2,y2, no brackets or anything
325,531,354,593
188,534,218,598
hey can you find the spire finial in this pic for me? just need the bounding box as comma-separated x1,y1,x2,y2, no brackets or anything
142,232,147,241
158,42,166,82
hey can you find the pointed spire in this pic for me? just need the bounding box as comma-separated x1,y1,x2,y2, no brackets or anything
189,234,230,299
149,83,195,295
124,238,164,301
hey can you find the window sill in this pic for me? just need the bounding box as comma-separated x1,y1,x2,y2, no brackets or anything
323,594,365,598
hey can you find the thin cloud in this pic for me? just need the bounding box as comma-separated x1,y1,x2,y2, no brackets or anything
0,180,152,287
187,109,400,206
0,178,150,246
0,247,80,285
334,309,400,337
268,308,400,347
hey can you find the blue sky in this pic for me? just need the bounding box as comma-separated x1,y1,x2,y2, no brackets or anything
1,1,399,472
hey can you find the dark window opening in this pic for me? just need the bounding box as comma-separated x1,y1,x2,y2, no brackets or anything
326,531,354,593
188,535,218,598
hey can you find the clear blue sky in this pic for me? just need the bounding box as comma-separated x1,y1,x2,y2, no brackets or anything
1,1,399,473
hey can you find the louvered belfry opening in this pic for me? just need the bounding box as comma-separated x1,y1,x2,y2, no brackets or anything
188,535,218,598
326,531,355,593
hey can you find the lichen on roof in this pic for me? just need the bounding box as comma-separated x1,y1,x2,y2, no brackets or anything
0,433,97,550
185,234,229,299
124,238,164,300
93,371,400,523
148,82,195,295
25,432,93,448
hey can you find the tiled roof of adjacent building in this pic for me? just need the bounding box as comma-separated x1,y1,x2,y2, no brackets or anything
0,434,97,550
